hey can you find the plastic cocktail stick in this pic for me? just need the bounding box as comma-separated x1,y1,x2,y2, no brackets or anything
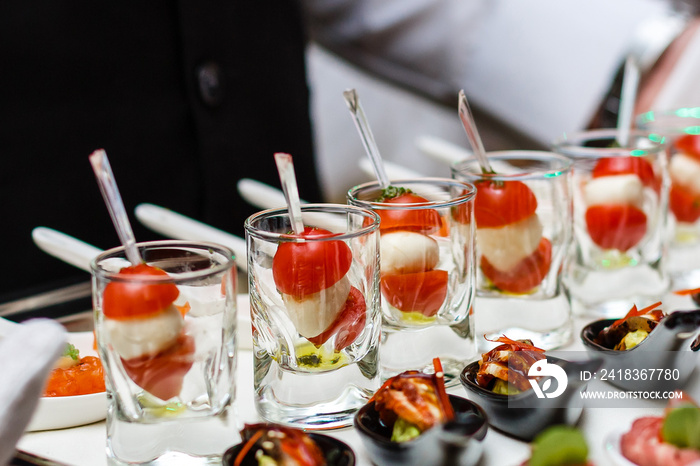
458,90,494,174
274,152,305,235
89,149,142,265
616,55,641,148
343,88,390,189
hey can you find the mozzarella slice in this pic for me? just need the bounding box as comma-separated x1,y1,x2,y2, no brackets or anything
670,152,700,195
477,214,542,272
282,275,351,338
104,304,184,360
583,174,644,208
380,231,439,275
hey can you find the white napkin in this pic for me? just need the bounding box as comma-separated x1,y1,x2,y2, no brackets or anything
0,318,66,466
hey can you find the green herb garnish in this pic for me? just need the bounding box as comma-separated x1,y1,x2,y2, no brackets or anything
63,343,80,361
391,417,422,443
376,186,412,202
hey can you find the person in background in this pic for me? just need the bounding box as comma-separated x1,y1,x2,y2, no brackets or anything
0,0,697,306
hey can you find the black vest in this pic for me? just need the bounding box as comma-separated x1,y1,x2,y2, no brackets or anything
0,1,322,302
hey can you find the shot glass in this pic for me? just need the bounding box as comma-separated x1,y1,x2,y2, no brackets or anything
91,240,238,465
553,128,670,317
245,204,381,429
452,152,573,350
638,107,700,288
347,178,477,384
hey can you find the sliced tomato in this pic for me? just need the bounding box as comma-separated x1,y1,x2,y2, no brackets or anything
103,264,180,320
592,156,656,188
121,333,195,400
381,270,448,317
480,238,552,294
376,192,442,234
473,180,537,228
670,183,700,223
272,227,352,299
585,204,647,251
307,286,366,351
675,134,700,161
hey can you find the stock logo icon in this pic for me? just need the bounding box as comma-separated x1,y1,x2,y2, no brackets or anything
527,359,568,399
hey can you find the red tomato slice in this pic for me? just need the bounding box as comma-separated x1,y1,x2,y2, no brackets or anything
480,238,551,294
380,270,448,317
121,333,195,400
307,286,366,351
376,192,442,234
669,183,700,223
592,156,656,188
272,227,352,299
585,204,647,251
103,264,180,320
675,134,700,161
473,180,537,228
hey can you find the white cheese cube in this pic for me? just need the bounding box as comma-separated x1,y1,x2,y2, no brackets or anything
380,231,439,275
583,174,644,208
477,214,543,272
282,275,351,338
104,304,184,360
670,152,700,195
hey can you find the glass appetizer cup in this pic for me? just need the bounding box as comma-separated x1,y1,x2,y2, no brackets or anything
552,129,670,317
346,178,477,384
451,152,573,350
637,107,700,289
91,240,238,466
245,204,381,429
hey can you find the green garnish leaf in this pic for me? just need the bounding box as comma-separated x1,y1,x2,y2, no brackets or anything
492,378,521,395
391,417,422,443
376,186,412,202
529,426,588,466
64,343,80,361
661,404,700,450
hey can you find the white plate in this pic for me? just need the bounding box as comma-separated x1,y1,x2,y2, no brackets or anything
26,331,108,432
23,293,251,432
604,429,637,466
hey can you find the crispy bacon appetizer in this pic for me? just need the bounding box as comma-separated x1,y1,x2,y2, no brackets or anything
371,358,455,442
594,301,664,350
233,424,325,466
476,336,546,395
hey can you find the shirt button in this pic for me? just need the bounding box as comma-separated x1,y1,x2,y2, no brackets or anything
196,62,223,108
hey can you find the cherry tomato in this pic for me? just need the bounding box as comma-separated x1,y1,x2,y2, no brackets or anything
675,134,700,161
380,270,448,317
669,183,700,223
480,238,551,294
307,286,366,351
592,156,656,188
272,227,352,299
473,180,537,228
103,264,179,320
376,192,442,234
43,356,106,397
585,204,647,251
121,333,195,400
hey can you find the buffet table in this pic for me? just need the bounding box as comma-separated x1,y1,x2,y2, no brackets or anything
16,292,700,465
